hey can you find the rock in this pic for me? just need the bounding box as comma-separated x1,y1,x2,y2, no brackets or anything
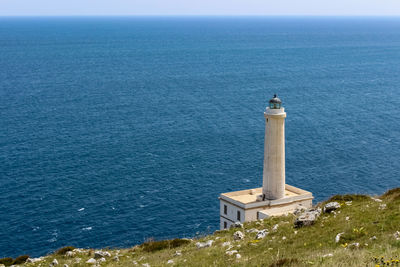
113,256,119,262
225,250,238,256
322,253,333,257
196,240,213,249
345,201,352,206
348,242,360,248
65,251,75,257
294,208,321,227
174,250,182,256
167,259,174,264
233,231,244,240
379,204,387,210
282,236,286,240
272,224,279,231
230,222,243,229
63,264,69,267
246,228,258,233
94,251,111,259
255,230,268,240
236,254,242,259
142,264,150,267
222,241,231,247
86,258,97,264
324,202,340,213
370,236,377,240
132,261,138,265
74,258,81,263
27,257,44,263
98,257,106,263
394,231,400,240
371,197,382,202
335,232,344,243
51,259,59,266
345,216,350,221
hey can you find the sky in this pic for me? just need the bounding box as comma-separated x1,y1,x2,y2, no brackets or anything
1,0,400,16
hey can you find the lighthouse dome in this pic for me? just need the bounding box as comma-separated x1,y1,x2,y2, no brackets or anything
269,94,282,109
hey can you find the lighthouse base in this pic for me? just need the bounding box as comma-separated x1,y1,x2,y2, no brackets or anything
218,184,313,230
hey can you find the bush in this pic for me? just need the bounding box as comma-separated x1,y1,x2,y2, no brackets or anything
269,258,299,267
55,246,76,255
0,257,14,266
170,238,191,248
328,194,369,202
13,255,29,265
382,188,400,201
141,240,170,252
141,238,191,252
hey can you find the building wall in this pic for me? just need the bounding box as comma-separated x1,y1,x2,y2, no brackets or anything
219,198,312,229
219,199,245,229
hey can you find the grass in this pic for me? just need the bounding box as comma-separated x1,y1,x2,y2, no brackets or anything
8,188,400,267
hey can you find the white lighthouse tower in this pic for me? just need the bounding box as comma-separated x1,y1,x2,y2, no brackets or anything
262,94,286,200
219,94,313,229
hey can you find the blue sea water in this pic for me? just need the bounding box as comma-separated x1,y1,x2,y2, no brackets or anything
1,16,400,258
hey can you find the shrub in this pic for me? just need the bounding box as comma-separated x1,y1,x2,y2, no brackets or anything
382,188,400,201
141,238,191,252
13,255,29,265
141,240,170,252
328,194,369,202
55,246,76,255
0,257,14,266
269,258,299,267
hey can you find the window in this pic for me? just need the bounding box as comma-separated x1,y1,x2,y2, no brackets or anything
224,205,227,215
237,210,241,221
224,221,227,229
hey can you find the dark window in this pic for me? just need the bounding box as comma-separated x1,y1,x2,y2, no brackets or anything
224,205,227,215
237,210,241,221
224,221,227,229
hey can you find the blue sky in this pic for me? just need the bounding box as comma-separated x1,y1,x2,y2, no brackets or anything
1,0,400,16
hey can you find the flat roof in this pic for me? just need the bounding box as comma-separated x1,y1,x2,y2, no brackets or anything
219,184,313,209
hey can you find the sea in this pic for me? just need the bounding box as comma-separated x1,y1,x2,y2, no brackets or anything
0,16,400,258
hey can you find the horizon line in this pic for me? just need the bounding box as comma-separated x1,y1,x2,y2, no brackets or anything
1,14,400,18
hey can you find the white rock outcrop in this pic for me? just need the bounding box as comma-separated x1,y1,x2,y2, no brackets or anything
196,240,213,249
233,231,244,240
255,230,268,240
335,232,344,243
86,258,96,265
324,202,340,213
225,250,238,256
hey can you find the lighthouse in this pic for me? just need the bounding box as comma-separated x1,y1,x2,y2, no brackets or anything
218,94,313,229
262,94,286,200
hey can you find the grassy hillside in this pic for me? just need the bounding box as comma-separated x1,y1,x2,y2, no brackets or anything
2,188,400,267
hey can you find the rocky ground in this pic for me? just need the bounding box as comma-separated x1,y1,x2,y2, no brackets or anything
1,188,400,267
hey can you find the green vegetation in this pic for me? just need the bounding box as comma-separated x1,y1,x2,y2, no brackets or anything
5,188,400,266
0,257,13,266
140,239,191,253
56,246,76,255
12,255,29,265
0,255,29,266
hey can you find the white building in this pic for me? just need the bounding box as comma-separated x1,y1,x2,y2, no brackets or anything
219,95,313,229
